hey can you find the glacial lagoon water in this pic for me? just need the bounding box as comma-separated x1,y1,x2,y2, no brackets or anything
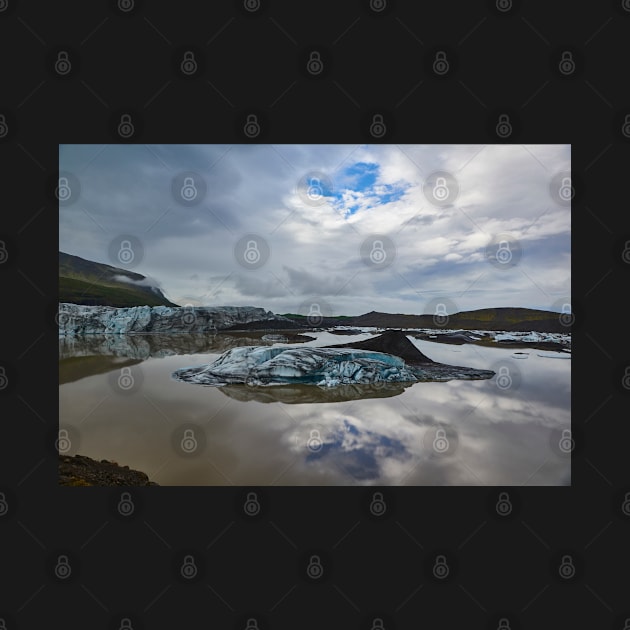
58,330,571,486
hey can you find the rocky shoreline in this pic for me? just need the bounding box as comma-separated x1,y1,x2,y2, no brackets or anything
59,454,159,486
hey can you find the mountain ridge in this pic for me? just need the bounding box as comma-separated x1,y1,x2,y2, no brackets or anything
59,251,178,307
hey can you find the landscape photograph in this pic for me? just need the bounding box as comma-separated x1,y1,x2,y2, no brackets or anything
58,143,571,486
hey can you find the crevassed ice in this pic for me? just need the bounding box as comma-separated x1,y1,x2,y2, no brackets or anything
172,346,417,387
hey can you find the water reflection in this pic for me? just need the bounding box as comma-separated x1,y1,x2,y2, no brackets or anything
219,381,410,404
59,331,313,361
58,332,571,486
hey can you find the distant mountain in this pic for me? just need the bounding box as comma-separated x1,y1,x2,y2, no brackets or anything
59,252,178,307
281,307,568,333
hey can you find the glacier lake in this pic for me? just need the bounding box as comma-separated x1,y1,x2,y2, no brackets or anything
59,330,571,486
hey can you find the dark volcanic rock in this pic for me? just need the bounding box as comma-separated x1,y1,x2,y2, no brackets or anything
327,329,435,364
59,454,158,486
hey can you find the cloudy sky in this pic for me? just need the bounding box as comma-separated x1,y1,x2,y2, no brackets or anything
59,144,570,316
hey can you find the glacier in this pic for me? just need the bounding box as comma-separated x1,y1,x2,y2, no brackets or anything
172,344,495,388
58,303,293,335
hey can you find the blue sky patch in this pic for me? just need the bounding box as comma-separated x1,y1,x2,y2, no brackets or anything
330,161,409,218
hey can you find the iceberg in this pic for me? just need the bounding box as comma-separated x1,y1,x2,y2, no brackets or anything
172,346,419,387
172,331,496,388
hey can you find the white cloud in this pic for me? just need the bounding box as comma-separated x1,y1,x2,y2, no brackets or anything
60,144,570,314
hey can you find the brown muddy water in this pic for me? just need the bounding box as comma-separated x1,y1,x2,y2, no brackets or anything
58,330,571,486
